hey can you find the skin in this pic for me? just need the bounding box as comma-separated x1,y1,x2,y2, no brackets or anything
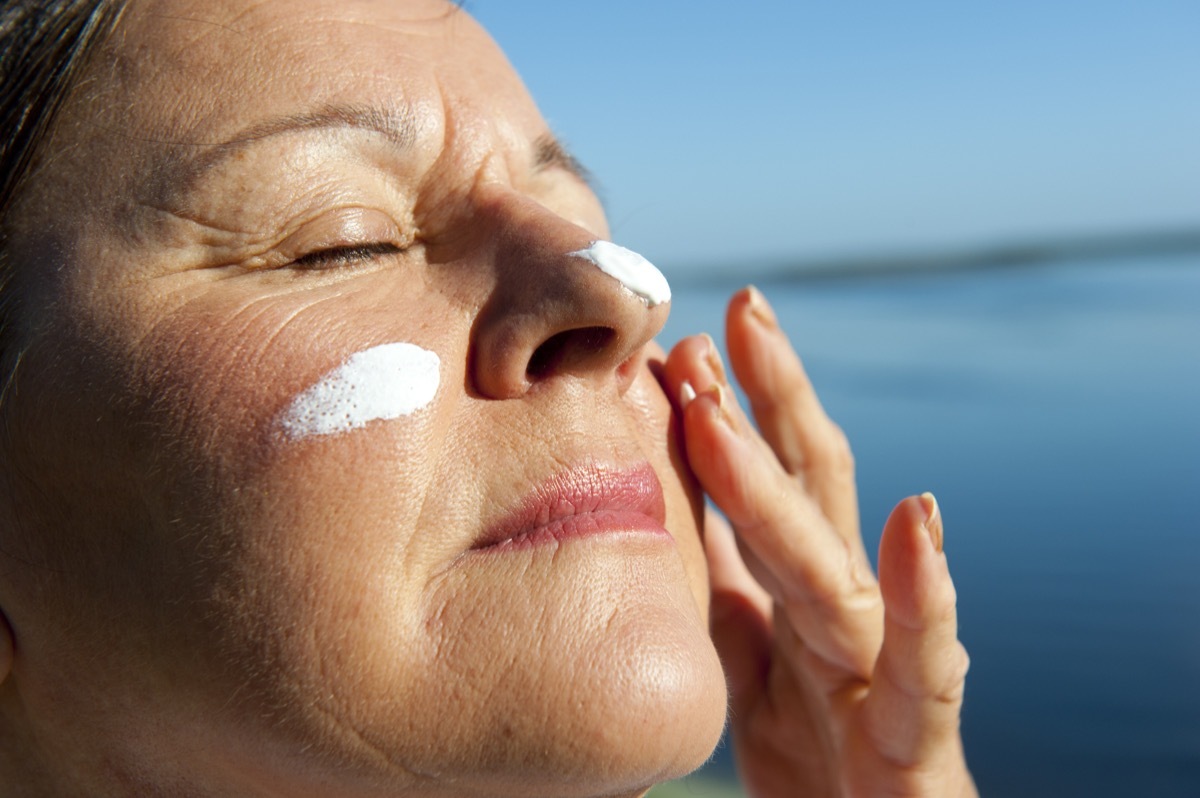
664,292,977,797
0,0,975,796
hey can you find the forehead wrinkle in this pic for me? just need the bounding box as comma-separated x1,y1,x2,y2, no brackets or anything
140,103,419,210
141,0,461,44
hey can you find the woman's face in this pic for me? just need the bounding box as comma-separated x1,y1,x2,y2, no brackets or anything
0,0,726,795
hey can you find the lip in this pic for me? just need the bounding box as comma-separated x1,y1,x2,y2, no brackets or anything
473,463,670,551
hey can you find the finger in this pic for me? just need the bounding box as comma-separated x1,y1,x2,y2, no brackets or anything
725,286,862,556
704,507,773,714
664,342,884,684
704,506,772,619
708,511,847,795
852,493,972,790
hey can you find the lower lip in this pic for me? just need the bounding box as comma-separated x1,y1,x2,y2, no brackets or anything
475,510,671,553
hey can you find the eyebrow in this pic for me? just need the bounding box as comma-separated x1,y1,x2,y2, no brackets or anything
148,105,597,208
533,134,597,193
168,104,418,191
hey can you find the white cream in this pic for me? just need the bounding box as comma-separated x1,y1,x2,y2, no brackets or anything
568,241,671,307
279,342,440,439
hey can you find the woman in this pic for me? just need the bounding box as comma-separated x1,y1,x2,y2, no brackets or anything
0,1,976,795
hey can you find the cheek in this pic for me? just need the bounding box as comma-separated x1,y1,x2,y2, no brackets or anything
31,267,726,784
278,342,441,439
137,303,463,574
87,285,469,687
115,308,486,771
117,278,462,489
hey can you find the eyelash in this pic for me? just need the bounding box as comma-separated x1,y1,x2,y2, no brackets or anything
290,241,405,270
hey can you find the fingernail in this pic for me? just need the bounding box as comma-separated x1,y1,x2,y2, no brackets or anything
700,333,727,384
680,380,697,408
919,492,944,553
705,383,723,409
746,285,777,329
704,383,737,429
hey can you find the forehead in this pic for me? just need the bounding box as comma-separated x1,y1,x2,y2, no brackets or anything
101,0,535,139
16,0,556,242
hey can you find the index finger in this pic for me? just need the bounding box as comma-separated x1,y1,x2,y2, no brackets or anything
674,369,884,684
725,286,863,558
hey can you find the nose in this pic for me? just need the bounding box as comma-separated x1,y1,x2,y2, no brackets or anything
469,193,670,400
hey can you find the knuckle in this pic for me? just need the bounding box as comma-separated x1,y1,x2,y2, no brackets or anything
786,538,858,608
932,681,967,707
951,641,972,683
932,643,972,705
808,421,855,477
827,422,855,469
930,599,959,628
878,638,970,706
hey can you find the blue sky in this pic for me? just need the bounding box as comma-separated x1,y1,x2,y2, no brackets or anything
469,1,1199,273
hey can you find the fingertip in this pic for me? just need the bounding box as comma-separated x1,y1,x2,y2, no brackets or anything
680,381,767,533
681,384,739,475
864,498,969,775
879,495,956,629
680,379,697,409
727,285,754,314
662,333,731,407
698,332,728,384
745,285,778,328
726,287,764,356
918,491,943,553
660,333,698,380
726,284,776,327
660,334,709,413
882,493,944,557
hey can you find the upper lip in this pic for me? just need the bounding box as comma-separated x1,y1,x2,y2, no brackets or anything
474,462,667,549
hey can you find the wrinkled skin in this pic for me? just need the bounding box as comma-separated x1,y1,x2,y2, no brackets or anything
665,291,977,797
0,1,975,796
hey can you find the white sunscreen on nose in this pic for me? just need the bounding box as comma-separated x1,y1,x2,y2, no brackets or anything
279,342,440,439
567,241,671,307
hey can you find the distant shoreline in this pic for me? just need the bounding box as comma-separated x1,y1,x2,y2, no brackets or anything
673,227,1200,284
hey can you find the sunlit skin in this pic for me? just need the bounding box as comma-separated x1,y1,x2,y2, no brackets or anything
0,1,975,796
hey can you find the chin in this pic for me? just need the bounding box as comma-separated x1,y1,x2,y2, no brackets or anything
207,529,730,798
352,537,732,798
439,626,730,798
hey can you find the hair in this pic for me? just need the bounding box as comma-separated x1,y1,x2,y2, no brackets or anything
0,1,125,217
0,0,125,396
0,0,467,396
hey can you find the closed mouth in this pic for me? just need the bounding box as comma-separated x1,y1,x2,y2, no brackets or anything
473,462,669,551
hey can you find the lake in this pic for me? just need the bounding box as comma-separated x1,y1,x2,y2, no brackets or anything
652,253,1200,796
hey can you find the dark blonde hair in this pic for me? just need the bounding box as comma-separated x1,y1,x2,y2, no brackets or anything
0,0,124,387
0,1,126,216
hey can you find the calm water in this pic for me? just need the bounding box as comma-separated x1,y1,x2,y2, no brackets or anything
657,254,1200,797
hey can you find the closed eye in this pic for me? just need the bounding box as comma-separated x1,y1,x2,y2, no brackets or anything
290,241,405,270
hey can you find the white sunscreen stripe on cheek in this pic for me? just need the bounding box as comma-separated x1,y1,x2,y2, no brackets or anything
279,342,441,439
567,241,671,307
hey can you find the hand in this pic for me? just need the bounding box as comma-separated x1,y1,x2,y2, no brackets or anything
662,287,976,797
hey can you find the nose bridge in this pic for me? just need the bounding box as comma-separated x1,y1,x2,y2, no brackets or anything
470,191,670,400
491,193,593,287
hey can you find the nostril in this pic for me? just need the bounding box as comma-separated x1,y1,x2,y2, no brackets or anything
526,327,616,380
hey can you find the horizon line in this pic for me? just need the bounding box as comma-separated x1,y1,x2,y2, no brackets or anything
669,225,1200,284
